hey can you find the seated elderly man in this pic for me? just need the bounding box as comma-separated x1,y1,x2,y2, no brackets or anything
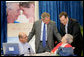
51,34,74,56
18,32,34,56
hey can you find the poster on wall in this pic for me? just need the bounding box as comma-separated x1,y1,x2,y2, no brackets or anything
6,1,36,37
7,1,35,23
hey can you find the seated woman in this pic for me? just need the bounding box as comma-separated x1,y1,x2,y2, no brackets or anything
51,34,74,56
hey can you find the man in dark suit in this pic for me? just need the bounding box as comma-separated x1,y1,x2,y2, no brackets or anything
59,12,83,56
28,12,61,53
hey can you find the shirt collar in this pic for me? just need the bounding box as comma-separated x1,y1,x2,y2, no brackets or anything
66,19,69,26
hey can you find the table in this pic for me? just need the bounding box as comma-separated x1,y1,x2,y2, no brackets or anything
24,52,57,56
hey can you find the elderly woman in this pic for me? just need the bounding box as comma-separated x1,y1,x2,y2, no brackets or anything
51,34,74,56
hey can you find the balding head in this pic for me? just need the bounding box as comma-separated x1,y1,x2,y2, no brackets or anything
18,32,28,43
18,32,27,38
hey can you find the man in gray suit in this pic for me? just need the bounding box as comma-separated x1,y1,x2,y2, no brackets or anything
28,12,61,53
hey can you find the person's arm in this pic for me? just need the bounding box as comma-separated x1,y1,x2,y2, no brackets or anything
53,22,62,42
72,22,83,48
72,22,82,39
28,22,35,42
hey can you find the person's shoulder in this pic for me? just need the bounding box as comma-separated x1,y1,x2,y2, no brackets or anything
70,18,79,24
26,43,30,46
65,44,72,47
50,20,55,23
57,42,63,46
18,42,23,48
50,20,56,25
34,20,41,24
35,19,41,22
69,18,80,26
18,41,22,45
25,43,31,47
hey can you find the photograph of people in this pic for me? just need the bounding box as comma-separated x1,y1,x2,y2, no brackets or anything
6,2,35,23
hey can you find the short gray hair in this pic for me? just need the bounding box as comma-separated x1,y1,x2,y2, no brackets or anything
65,34,73,44
41,12,50,19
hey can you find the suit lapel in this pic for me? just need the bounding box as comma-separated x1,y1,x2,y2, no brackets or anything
61,23,65,33
47,21,51,38
67,19,71,33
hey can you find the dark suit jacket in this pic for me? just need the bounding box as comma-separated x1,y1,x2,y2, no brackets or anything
28,20,61,52
60,18,83,55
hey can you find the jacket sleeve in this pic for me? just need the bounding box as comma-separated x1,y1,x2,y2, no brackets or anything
28,22,35,42
53,22,62,42
72,22,83,48
72,22,80,38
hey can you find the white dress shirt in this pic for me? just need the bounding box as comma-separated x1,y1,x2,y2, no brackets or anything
40,21,47,41
18,41,34,55
65,20,69,34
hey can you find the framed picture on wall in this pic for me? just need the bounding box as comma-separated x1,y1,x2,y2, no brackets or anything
6,1,39,37
6,1,36,23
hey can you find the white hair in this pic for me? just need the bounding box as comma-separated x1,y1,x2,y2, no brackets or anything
65,34,73,44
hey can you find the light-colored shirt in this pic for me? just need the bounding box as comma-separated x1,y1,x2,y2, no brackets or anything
40,21,47,41
18,41,34,55
65,20,69,34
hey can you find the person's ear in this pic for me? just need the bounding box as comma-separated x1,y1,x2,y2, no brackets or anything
66,17,68,21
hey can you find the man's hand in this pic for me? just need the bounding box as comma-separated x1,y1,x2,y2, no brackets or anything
72,47,75,49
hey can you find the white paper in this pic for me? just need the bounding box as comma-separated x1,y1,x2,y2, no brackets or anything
9,47,14,51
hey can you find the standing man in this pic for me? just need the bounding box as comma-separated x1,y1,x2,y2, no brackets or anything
28,12,61,53
59,12,83,56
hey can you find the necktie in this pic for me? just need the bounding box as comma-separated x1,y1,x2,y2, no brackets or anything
42,23,46,48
